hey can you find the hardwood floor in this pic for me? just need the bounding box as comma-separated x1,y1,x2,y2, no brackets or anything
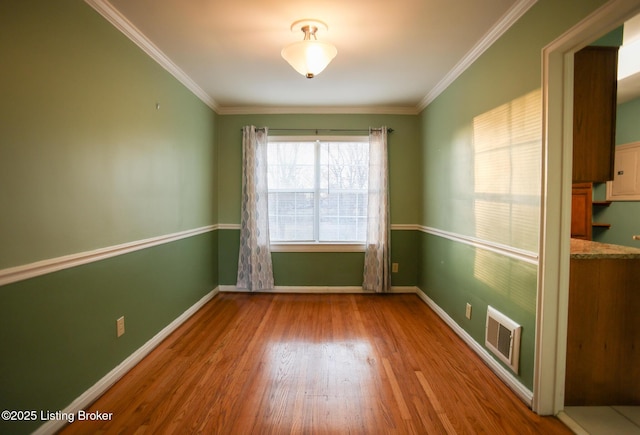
58,293,571,434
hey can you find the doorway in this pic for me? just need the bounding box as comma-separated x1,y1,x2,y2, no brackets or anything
535,0,640,422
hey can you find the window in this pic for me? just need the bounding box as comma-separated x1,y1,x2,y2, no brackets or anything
267,136,369,245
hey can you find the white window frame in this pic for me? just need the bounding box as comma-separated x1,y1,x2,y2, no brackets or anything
267,135,368,253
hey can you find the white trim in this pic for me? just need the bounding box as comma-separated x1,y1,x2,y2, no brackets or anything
217,105,420,116
0,225,216,287
419,226,539,265
390,224,421,231
217,223,241,230
84,0,219,112
218,223,420,232
417,0,538,111
219,285,418,294
29,283,529,435
218,224,421,253
217,223,538,262
414,290,534,406
83,0,535,117
270,243,366,253
536,0,640,416
32,288,219,435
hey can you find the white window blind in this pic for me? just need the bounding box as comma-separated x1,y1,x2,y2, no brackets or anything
267,136,369,243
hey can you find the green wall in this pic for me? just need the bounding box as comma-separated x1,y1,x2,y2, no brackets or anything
217,114,421,225
1,0,624,432
0,1,217,269
0,232,216,434
0,2,217,433
418,0,608,389
593,96,640,246
218,229,419,287
616,97,640,144
217,114,421,288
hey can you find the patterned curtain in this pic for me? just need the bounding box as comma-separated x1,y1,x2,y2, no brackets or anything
363,127,391,293
236,126,274,291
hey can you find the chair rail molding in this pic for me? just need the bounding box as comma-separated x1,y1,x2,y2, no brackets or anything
0,225,217,287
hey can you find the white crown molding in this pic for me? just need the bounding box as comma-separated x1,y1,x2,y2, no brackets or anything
0,225,217,287
32,288,219,435
84,0,536,117
216,105,420,116
83,0,418,118
417,0,538,111
84,0,219,112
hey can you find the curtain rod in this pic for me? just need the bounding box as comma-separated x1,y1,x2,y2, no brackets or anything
249,127,394,134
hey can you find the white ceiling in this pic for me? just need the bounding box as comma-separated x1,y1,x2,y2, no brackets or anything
88,0,640,113
89,0,527,113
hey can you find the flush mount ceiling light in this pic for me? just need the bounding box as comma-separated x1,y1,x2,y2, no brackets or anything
281,19,337,79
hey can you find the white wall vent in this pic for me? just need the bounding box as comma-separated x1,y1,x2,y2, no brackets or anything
485,306,522,374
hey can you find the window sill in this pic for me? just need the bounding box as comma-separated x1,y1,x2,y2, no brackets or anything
270,243,365,253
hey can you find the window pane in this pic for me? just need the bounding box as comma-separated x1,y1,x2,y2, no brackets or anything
268,142,315,189
319,191,367,242
320,142,369,190
268,192,314,241
268,138,368,243
318,141,368,242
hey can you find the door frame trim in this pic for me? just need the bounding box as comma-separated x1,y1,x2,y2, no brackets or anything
535,0,640,415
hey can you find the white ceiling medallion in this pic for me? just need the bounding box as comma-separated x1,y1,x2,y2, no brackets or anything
281,19,337,79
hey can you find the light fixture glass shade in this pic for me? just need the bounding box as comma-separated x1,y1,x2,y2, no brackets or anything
281,40,337,78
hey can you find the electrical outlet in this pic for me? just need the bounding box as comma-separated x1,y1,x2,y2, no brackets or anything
116,316,125,337
392,263,399,273
465,303,472,320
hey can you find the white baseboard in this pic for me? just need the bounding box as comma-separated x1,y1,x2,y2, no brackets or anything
219,285,418,294
34,284,532,435
222,284,532,406
33,287,219,435
414,289,534,407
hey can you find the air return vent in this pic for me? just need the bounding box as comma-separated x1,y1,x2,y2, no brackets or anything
485,306,521,374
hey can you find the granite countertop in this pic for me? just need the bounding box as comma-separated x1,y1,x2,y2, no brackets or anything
570,238,640,259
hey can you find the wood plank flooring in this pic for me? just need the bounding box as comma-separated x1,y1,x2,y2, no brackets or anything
58,293,572,434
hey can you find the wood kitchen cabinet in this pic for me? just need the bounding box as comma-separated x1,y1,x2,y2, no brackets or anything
572,46,618,183
571,182,611,240
566,239,640,405
571,183,592,240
